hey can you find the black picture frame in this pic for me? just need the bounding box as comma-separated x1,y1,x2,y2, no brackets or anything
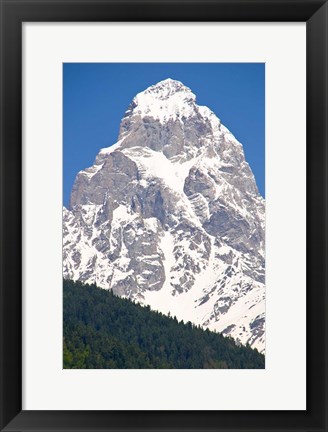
0,0,327,431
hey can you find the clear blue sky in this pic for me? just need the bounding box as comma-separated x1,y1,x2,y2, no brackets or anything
64,63,265,206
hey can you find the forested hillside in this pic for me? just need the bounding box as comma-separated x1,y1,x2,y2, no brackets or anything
63,279,265,369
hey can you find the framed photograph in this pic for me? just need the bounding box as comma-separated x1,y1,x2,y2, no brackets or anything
0,0,327,431
63,62,266,370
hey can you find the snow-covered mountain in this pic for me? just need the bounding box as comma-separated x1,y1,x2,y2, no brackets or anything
63,78,265,353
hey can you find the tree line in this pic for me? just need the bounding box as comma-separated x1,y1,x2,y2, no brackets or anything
63,279,265,369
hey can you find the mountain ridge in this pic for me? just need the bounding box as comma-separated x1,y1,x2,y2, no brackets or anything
63,78,265,352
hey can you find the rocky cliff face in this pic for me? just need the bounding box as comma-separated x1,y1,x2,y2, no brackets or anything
63,78,265,352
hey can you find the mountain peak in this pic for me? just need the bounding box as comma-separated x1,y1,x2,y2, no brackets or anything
124,78,196,124
64,78,265,353
143,78,194,99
